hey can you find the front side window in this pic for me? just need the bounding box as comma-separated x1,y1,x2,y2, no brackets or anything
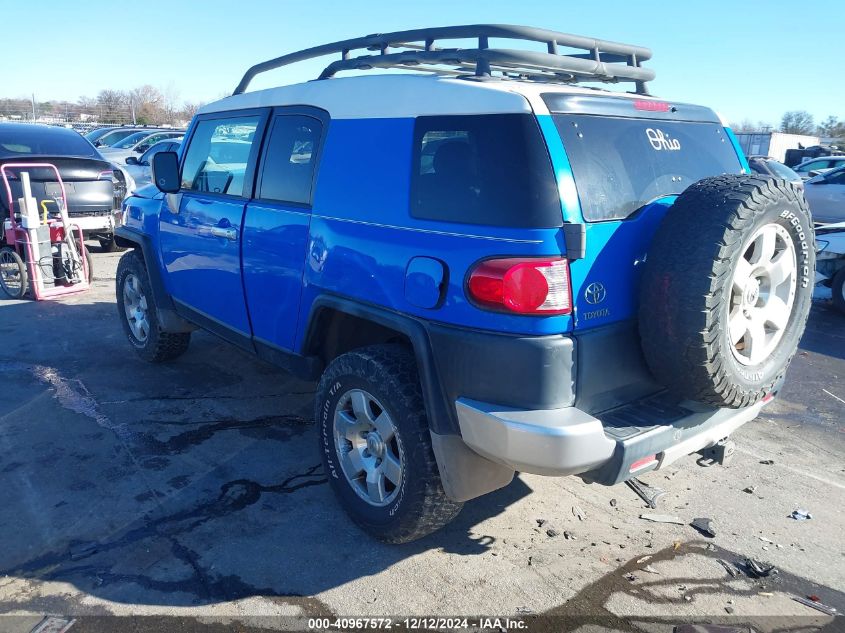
258,115,322,205
181,115,260,196
552,115,743,221
410,114,561,228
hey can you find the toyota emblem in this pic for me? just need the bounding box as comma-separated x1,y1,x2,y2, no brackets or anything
584,282,607,305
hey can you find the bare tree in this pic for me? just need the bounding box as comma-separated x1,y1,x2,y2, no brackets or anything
780,111,815,135
129,85,163,125
96,89,130,123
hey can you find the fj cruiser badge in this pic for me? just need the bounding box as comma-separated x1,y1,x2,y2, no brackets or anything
584,282,607,305
646,128,681,151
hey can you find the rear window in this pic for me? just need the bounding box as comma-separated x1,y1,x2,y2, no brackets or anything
410,114,561,228
0,126,98,159
765,160,800,181
552,115,742,221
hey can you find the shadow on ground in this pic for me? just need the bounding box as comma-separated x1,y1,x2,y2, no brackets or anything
0,299,531,613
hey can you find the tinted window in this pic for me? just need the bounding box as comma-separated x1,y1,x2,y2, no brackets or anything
0,125,98,158
824,169,845,185
139,141,174,165
410,114,561,228
181,115,259,196
258,115,322,205
552,115,742,221
112,132,152,149
96,129,138,146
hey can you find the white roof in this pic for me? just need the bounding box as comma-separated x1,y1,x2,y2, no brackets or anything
198,74,660,120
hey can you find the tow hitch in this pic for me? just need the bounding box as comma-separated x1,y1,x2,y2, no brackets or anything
696,438,736,466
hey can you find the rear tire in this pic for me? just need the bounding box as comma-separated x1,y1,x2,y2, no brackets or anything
116,249,190,362
316,344,462,543
640,175,814,408
831,266,845,316
0,247,27,299
99,237,126,253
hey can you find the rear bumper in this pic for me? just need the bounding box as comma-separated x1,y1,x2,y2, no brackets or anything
455,395,765,483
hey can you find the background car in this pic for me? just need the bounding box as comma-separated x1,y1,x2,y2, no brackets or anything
84,127,123,145
746,155,803,189
793,156,845,179
88,127,154,148
0,122,125,250
98,130,184,165
804,166,845,224
122,139,182,191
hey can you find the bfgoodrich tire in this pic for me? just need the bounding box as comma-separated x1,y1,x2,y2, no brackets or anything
640,175,814,409
316,344,462,543
116,249,191,362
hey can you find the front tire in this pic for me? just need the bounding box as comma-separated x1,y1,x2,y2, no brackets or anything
316,344,462,543
116,250,190,362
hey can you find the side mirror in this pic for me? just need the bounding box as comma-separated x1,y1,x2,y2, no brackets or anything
125,156,139,165
151,151,180,193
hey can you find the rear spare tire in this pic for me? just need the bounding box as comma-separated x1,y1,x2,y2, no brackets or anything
639,175,814,409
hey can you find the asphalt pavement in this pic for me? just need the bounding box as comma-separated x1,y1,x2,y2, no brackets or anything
0,247,842,633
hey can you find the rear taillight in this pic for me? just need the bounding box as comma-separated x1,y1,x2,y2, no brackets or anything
467,257,572,315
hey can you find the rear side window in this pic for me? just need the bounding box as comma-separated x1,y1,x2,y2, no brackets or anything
552,115,742,221
181,115,260,196
258,115,322,205
410,114,561,228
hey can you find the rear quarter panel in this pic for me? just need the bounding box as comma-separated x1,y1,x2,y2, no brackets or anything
294,116,572,352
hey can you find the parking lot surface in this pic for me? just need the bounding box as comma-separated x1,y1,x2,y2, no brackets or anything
0,248,843,632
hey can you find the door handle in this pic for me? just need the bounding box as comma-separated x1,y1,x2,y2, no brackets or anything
210,226,238,241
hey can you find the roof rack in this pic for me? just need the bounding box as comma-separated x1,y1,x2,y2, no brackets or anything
233,24,655,96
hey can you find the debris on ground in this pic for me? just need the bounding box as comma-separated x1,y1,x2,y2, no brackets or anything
706,543,717,551
673,540,682,550
716,559,738,578
609,498,617,507
572,505,586,521
790,509,813,521
636,555,652,564
690,517,716,538
792,595,838,616
625,477,665,508
563,531,575,540
759,459,775,465
725,606,735,614
30,617,76,633
624,572,637,582
546,527,560,538
515,607,533,615
740,557,777,578
759,536,774,544
642,564,660,574
743,485,757,494
536,518,547,527
640,513,684,525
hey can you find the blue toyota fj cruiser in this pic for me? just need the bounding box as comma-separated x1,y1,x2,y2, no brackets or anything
115,25,814,543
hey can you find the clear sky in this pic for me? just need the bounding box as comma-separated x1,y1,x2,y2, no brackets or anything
3,0,843,126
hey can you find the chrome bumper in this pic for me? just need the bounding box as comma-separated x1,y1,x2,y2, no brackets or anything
455,397,764,478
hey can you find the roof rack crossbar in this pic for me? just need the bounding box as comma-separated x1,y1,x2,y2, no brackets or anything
233,24,654,95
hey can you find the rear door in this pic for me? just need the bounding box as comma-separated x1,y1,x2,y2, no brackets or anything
158,109,268,346
242,108,327,353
